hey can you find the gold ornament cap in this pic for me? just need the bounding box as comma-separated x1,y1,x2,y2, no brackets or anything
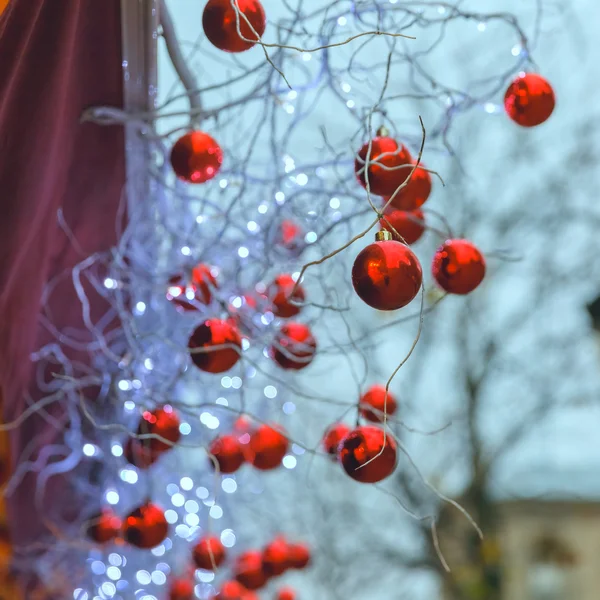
376,125,390,137
375,230,393,242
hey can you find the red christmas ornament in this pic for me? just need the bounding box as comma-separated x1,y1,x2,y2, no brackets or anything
233,550,270,590
262,536,290,576
203,0,266,53
213,580,259,600
193,535,227,570
170,131,223,183
355,136,412,197
379,208,425,245
287,543,311,569
322,423,350,458
124,437,155,469
124,437,158,469
276,587,297,600
86,508,121,544
271,322,317,370
504,72,555,127
192,263,218,299
189,319,242,373
431,239,486,295
247,424,288,470
169,578,195,600
339,426,398,484
167,264,218,310
208,434,245,474
139,406,181,455
360,385,398,423
123,502,168,549
280,219,303,248
384,162,432,210
125,406,181,468
352,237,422,311
267,274,305,318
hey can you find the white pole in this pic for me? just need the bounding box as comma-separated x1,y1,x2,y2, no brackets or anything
120,0,159,215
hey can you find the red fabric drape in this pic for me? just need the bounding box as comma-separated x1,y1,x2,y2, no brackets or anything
0,0,125,564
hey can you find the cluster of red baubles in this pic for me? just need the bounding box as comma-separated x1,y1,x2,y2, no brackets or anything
352,137,485,309
352,125,486,310
351,71,555,311
209,422,289,474
167,576,300,598
87,501,169,550
170,268,316,374
321,384,401,484
89,514,307,599
88,407,186,547
166,533,307,599
206,535,308,599
122,408,292,477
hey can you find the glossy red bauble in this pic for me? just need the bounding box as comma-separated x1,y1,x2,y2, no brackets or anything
431,239,486,295
276,587,297,600
504,72,555,127
170,131,223,183
169,578,195,600
189,319,242,373
384,163,432,210
339,426,398,484
126,406,181,468
124,437,156,469
233,550,270,590
167,264,218,310
352,240,422,311
208,434,245,474
86,508,121,544
139,407,181,455
379,208,425,245
322,423,351,458
355,136,412,197
360,385,398,423
262,536,290,576
267,274,305,318
280,219,303,251
247,424,288,470
193,535,227,570
123,502,168,549
271,322,317,370
213,580,259,600
287,543,311,569
203,0,266,53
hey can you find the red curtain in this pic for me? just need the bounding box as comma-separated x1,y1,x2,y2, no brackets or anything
0,0,125,574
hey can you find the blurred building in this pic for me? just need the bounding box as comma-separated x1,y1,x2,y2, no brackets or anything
439,468,600,600
499,498,600,600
